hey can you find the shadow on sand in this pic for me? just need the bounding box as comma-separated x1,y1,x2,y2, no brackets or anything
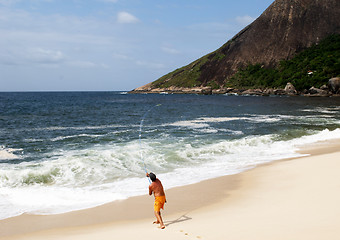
164,214,192,227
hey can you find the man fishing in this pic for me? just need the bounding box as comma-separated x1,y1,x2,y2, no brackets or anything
146,172,166,229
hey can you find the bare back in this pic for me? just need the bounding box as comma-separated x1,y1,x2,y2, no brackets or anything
149,179,165,197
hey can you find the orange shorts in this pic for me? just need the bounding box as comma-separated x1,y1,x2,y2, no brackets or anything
154,196,166,212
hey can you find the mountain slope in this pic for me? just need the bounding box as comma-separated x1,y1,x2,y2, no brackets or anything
228,34,340,90
134,0,340,91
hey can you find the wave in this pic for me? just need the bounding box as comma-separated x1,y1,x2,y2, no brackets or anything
301,106,340,114
3,128,339,188
50,133,103,142
1,128,339,219
31,124,138,132
0,146,22,161
167,116,283,128
167,113,340,131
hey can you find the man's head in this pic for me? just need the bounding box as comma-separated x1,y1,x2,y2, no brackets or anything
149,172,156,182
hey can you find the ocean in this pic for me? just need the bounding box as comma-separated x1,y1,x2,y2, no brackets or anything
0,91,340,220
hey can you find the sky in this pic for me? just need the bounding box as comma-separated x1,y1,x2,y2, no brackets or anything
0,0,274,91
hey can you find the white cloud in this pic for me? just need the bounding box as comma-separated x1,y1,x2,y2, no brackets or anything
0,47,109,68
1,1,253,91
68,61,96,68
117,11,139,24
0,0,53,6
235,15,255,25
27,48,64,64
135,60,165,69
0,0,20,6
0,47,65,66
112,52,165,69
68,61,109,68
161,46,180,55
112,53,131,60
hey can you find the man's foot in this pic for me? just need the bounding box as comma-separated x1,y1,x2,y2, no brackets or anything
160,225,165,229
153,221,160,224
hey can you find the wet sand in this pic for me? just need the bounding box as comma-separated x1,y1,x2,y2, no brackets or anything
1,141,340,240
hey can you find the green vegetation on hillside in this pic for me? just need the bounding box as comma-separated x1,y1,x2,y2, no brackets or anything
151,54,210,88
227,34,340,90
150,34,340,91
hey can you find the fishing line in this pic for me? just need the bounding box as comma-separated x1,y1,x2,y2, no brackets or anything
139,104,161,183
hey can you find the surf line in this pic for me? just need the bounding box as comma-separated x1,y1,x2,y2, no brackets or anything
139,104,162,183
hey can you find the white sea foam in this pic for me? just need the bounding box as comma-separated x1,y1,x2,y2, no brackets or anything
0,128,339,220
167,118,247,134
167,117,244,130
301,106,340,114
161,128,340,189
0,146,22,161
50,133,103,142
168,120,210,128
196,128,219,133
23,138,44,142
293,128,340,145
168,114,339,131
198,117,244,122
33,124,135,131
167,116,277,130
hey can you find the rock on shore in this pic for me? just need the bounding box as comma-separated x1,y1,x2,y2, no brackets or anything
130,80,340,97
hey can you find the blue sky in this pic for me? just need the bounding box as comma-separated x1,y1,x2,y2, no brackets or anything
0,0,274,91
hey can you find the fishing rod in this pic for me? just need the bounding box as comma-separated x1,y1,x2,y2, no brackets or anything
138,104,161,184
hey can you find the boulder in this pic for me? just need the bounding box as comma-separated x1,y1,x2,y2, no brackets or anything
308,86,329,96
212,88,228,94
320,84,328,91
328,77,340,94
274,89,286,95
284,82,297,95
242,89,263,95
308,86,319,94
201,87,212,95
211,88,235,95
229,89,244,95
226,88,235,92
263,88,275,95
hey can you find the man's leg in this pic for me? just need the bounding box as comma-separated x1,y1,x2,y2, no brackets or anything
154,211,165,229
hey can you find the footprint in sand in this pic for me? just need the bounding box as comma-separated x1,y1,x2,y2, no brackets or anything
180,230,201,238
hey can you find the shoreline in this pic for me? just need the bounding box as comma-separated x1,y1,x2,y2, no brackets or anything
129,84,340,97
1,139,340,239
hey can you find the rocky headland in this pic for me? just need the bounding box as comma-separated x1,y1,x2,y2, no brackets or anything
130,77,340,97
130,0,340,96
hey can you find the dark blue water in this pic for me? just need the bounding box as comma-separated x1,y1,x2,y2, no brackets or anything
0,92,340,219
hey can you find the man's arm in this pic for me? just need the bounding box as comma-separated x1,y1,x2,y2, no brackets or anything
148,184,153,195
147,173,153,195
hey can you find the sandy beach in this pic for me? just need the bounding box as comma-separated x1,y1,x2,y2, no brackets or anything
1,141,340,240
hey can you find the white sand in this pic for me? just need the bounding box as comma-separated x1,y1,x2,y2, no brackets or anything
1,145,340,240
